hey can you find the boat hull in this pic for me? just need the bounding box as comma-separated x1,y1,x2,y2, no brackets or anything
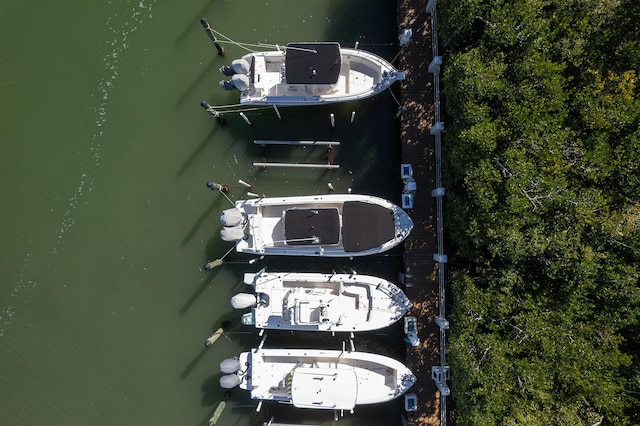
232,47,405,106
229,348,416,409
219,194,413,257
238,271,412,332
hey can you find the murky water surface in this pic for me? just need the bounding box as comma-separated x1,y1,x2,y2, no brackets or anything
0,1,406,424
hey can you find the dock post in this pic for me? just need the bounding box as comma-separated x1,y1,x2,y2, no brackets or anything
200,18,225,56
257,333,267,351
204,327,224,347
272,105,282,120
428,56,443,74
431,366,451,396
206,391,231,426
206,181,230,193
240,112,252,126
253,140,340,146
253,162,339,169
429,121,444,135
200,101,225,124
204,321,230,347
426,0,437,14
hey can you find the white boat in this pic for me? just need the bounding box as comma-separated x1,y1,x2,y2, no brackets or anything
219,194,414,257
231,270,412,332
218,42,405,106
219,348,416,411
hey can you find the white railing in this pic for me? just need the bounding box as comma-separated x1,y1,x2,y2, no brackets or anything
425,1,449,426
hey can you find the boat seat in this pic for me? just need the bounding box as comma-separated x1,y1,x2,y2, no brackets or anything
341,59,350,94
269,289,285,314
318,304,331,324
296,301,320,324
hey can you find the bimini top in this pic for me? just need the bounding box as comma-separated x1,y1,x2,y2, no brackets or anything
284,208,340,245
285,42,342,85
281,202,396,252
342,201,396,252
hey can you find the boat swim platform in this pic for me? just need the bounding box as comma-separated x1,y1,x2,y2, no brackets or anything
398,2,441,426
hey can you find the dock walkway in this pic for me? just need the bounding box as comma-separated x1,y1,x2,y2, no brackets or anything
398,1,442,425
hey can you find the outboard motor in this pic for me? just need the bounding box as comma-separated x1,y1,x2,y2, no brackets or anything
219,59,250,76
219,79,236,91
220,208,245,227
219,358,242,374
219,74,251,92
231,293,258,309
219,66,235,77
219,374,242,389
220,224,246,242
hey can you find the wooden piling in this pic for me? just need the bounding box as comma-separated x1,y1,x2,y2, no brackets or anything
253,162,339,169
254,140,340,146
200,18,225,56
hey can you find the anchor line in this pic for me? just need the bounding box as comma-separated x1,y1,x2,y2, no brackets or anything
212,38,318,54
217,187,242,213
219,245,235,262
204,27,257,53
203,104,273,113
388,84,402,108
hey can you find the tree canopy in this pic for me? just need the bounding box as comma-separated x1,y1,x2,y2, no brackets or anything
439,0,640,424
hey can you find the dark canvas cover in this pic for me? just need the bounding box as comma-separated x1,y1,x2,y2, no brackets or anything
284,208,340,245
285,42,341,85
342,201,395,252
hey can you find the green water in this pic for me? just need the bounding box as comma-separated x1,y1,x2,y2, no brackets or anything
0,1,406,425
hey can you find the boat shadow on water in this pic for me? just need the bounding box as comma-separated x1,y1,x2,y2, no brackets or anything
182,198,228,247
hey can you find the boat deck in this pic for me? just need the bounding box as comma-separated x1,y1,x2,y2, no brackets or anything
245,349,407,407
245,50,381,101
399,2,441,425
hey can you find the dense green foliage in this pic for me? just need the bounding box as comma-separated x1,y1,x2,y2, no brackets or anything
439,0,640,424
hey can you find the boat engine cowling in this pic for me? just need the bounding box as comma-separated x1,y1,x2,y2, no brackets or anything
219,79,236,91
219,74,250,92
231,293,257,309
219,373,242,389
220,208,245,227
220,224,245,242
219,358,242,374
220,59,251,76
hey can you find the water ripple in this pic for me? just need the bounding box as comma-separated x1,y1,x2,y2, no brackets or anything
1,0,156,338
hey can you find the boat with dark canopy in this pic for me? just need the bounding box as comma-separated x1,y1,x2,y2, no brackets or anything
219,194,413,257
218,42,405,106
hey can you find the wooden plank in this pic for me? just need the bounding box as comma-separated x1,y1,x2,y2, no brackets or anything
398,2,442,425
253,162,339,169
254,140,340,146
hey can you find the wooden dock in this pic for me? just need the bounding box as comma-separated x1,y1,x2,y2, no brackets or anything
398,1,441,425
